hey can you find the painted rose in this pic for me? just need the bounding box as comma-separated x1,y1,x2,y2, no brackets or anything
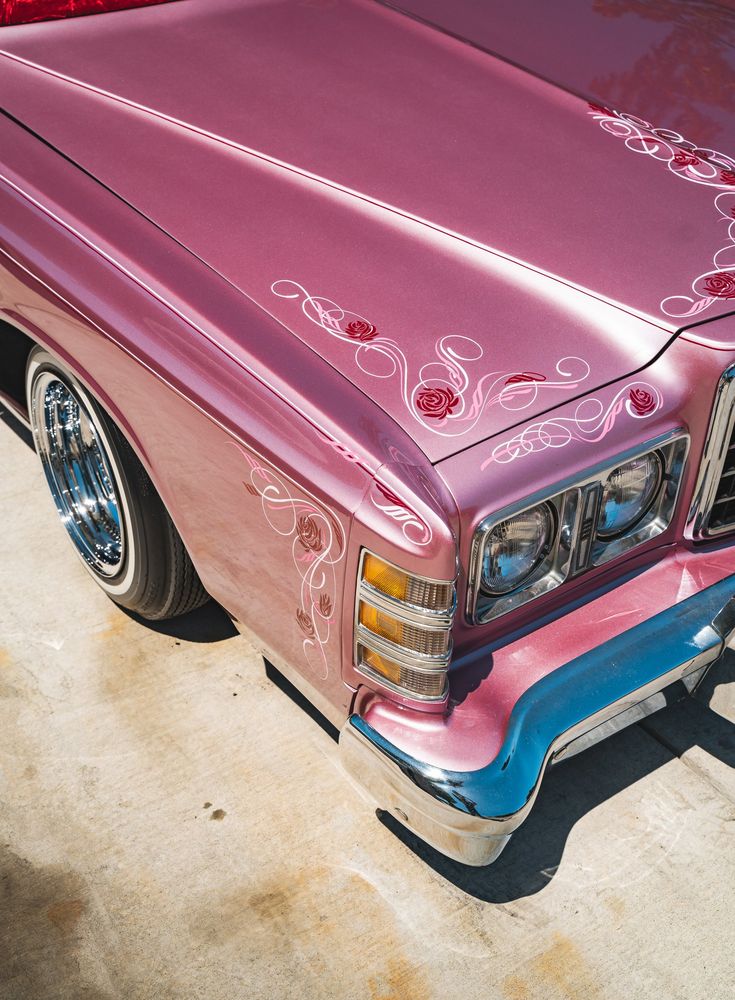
721,169,735,186
628,388,656,416
296,513,323,552
505,371,547,386
296,609,315,638
702,271,735,299
344,319,379,342
673,149,699,167
415,385,459,420
318,593,333,618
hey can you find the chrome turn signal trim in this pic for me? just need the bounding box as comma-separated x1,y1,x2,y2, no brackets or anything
355,624,452,671
359,582,455,629
354,550,456,701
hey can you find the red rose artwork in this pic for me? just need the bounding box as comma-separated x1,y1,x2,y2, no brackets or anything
344,320,378,341
295,609,315,638
701,271,735,298
673,149,700,167
628,388,656,416
415,385,459,420
296,513,324,552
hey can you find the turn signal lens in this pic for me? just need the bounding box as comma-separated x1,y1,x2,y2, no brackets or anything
358,602,450,657
362,553,411,601
359,645,402,686
362,552,454,612
356,549,455,701
358,645,447,699
359,601,403,644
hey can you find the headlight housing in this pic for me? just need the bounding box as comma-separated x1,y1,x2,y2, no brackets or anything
481,503,556,595
469,432,689,624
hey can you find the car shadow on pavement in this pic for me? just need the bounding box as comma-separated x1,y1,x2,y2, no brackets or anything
264,659,341,742
377,665,735,903
123,600,240,643
695,643,735,710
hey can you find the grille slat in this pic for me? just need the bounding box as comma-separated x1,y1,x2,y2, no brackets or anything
710,417,735,531
688,364,735,536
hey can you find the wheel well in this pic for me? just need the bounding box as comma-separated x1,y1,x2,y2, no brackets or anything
0,318,34,418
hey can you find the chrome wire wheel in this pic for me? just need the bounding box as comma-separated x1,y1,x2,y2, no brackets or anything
26,345,208,619
31,371,125,578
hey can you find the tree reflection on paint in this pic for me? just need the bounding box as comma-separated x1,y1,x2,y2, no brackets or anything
591,0,735,143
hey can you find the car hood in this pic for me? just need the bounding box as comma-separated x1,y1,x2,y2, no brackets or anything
2,0,733,462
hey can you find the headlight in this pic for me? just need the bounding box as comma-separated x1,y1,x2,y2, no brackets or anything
469,432,689,625
481,502,555,595
597,452,663,539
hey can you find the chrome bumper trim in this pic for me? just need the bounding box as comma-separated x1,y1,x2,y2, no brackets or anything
340,572,735,867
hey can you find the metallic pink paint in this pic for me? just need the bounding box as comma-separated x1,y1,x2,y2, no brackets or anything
587,103,735,321
2,2,735,788
385,0,735,150
1,0,725,464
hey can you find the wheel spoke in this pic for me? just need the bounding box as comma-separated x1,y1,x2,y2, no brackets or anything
33,374,124,577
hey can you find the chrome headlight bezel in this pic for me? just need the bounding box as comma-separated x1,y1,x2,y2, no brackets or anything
470,490,578,624
468,430,689,624
480,501,558,595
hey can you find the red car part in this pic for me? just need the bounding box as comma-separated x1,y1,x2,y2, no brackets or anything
0,0,172,27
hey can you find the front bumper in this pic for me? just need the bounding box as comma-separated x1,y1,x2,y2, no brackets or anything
340,573,735,866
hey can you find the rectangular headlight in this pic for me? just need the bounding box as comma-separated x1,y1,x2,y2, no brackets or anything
469,431,689,624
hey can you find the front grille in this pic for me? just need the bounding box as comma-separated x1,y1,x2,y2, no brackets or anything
708,432,735,531
688,363,735,537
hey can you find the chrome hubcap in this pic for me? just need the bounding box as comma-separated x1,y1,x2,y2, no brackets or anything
32,372,124,577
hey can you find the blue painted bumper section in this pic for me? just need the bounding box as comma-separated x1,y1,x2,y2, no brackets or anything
340,572,735,865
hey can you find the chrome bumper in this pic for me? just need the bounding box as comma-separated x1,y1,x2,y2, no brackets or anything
340,573,735,867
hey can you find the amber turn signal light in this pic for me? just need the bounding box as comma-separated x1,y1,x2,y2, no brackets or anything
362,552,454,613
358,645,447,700
355,550,455,701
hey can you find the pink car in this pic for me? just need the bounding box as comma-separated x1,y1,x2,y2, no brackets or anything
2,0,734,866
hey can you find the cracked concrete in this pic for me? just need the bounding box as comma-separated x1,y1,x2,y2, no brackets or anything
2,410,735,1000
